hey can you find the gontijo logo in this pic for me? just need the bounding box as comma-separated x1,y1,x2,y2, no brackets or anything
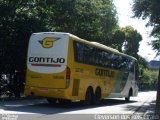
39,37,60,48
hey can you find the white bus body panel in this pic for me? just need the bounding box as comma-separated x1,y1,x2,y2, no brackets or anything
27,32,69,74
108,72,138,98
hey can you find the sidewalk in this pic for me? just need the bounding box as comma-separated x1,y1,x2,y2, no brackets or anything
131,99,158,120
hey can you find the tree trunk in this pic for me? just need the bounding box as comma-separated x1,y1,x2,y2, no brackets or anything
155,68,160,117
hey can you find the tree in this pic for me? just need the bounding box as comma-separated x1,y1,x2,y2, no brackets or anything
0,0,50,95
0,0,49,73
111,28,125,52
132,0,160,116
110,26,142,58
122,26,142,58
139,69,158,91
47,0,118,44
137,55,148,69
132,0,160,55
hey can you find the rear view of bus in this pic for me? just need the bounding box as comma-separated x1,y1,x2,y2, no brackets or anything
25,32,71,101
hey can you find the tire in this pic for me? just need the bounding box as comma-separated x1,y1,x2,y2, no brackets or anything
83,88,93,105
94,87,101,105
125,89,132,102
125,96,130,102
47,98,57,104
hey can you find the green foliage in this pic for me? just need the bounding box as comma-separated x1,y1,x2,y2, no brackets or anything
150,39,160,56
137,55,148,69
47,0,118,43
110,26,142,59
0,12,48,73
132,0,160,115
111,28,125,52
139,69,158,90
122,26,142,58
132,0,160,55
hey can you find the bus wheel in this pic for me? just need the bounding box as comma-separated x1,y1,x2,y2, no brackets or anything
125,89,132,102
47,98,57,104
84,88,93,105
94,87,101,105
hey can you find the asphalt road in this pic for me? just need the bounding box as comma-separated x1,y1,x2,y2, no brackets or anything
0,91,157,120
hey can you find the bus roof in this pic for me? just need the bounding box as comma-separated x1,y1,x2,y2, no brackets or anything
69,33,137,61
32,32,137,61
32,32,70,36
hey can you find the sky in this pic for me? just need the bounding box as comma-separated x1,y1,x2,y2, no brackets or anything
113,0,158,61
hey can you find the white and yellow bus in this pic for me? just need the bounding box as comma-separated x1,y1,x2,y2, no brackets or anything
25,32,139,105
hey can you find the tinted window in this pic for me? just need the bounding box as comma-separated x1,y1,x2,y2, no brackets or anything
73,41,135,71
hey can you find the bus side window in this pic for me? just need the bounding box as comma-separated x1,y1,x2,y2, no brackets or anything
73,41,84,63
129,59,135,73
118,57,128,71
135,62,139,80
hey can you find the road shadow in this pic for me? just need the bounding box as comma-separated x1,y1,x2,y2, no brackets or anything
124,100,156,113
0,98,137,115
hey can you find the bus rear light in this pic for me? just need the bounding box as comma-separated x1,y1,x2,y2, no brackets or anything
66,67,71,88
66,67,71,79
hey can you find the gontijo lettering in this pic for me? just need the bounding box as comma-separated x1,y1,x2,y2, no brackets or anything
29,57,65,63
95,68,115,77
